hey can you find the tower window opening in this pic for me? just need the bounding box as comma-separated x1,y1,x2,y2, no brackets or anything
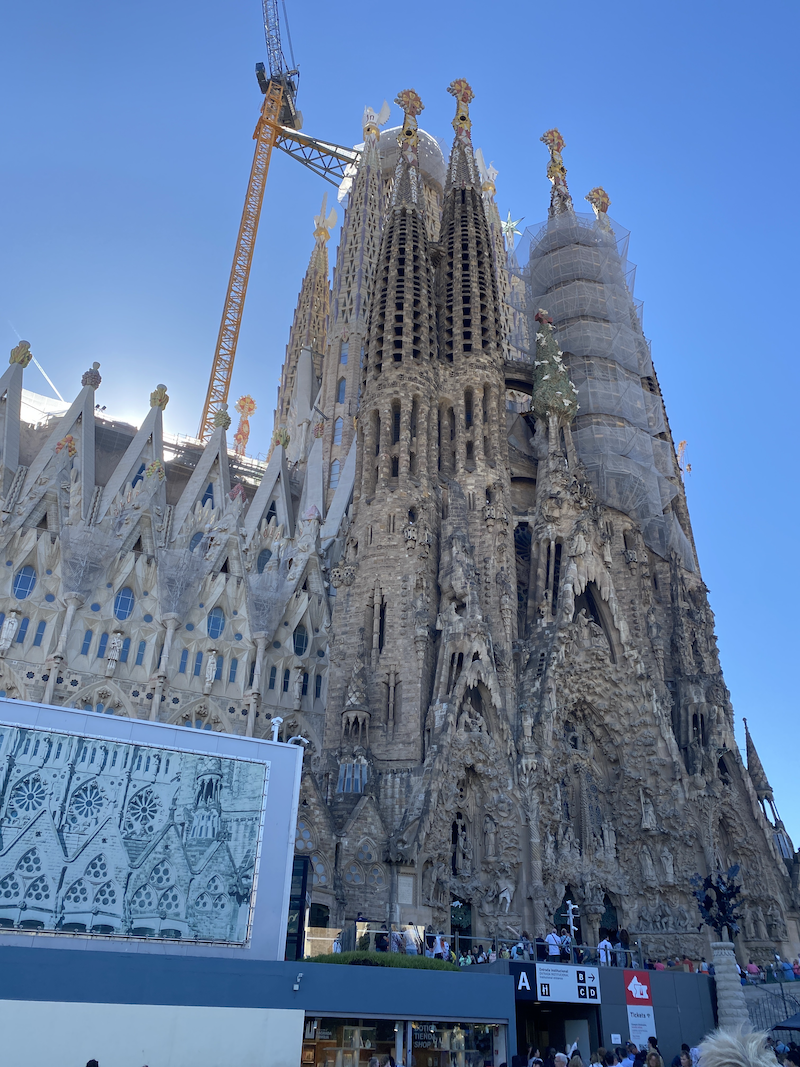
336,379,346,405
378,600,387,654
391,456,399,478
329,460,340,490
465,391,473,426
392,405,401,444
551,543,563,615
315,673,322,699
340,342,348,365
333,417,343,446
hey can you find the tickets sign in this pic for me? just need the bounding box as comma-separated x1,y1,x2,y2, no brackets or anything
624,969,656,1047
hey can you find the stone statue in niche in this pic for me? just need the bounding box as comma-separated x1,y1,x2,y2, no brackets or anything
204,650,218,693
0,612,19,653
640,789,657,830
661,845,675,883
484,814,497,858
641,844,656,883
105,631,123,677
458,699,488,735
456,820,472,875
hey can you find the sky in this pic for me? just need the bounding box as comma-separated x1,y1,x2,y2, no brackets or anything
2,1,798,840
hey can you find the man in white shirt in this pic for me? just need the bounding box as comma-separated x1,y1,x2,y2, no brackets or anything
546,926,562,958
404,923,419,955
598,936,613,966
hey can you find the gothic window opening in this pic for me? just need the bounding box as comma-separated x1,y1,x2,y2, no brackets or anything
390,456,399,478
229,658,238,683
135,640,146,666
378,600,387,654
16,617,29,644
33,620,46,647
193,652,203,677
337,379,346,405
340,342,348,365
293,625,308,657
97,633,108,659
13,566,37,600
410,398,418,439
282,669,290,693
392,404,401,444
465,390,473,426
514,523,532,629
268,665,276,689
573,581,616,662
336,759,368,794
114,586,135,621
333,417,343,446
207,608,225,640
131,463,146,489
330,460,340,489
314,673,322,699
266,501,277,525
201,483,214,508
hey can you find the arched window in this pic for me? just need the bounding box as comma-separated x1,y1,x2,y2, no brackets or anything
189,532,204,553
81,630,93,656
256,548,272,573
114,587,135,620
336,378,346,405
268,665,277,690
33,621,46,647
339,342,348,365
120,638,131,663
214,656,223,681
329,460,340,489
179,649,188,674
201,483,214,507
344,862,364,885
333,417,343,445
315,673,322,699
13,566,36,600
16,618,29,644
193,652,203,677
295,820,314,850
97,633,109,659
131,463,146,489
293,624,308,657
282,669,290,692
207,607,225,640
194,720,212,731
229,657,238,683
266,501,277,525
310,854,328,886
135,640,146,666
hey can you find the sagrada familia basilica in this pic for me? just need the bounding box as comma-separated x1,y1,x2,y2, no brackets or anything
0,79,797,959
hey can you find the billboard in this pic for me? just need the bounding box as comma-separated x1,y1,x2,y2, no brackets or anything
0,699,303,959
624,969,655,1047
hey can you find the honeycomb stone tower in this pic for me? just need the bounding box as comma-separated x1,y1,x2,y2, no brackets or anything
303,86,798,961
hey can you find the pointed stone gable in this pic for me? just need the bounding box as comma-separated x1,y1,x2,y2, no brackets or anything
170,427,231,542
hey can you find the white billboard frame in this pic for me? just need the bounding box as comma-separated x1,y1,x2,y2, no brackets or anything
0,697,303,961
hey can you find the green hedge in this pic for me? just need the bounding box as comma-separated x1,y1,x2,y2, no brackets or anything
310,950,460,972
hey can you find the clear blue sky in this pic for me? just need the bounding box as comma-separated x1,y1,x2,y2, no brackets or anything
2,2,798,840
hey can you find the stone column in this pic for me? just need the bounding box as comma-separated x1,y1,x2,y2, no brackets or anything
43,593,84,705
246,632,268,737
712,938,751,1031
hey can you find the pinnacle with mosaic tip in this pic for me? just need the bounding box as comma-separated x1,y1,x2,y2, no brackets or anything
9,340,32,368
447,78,474,138
541,128,573,217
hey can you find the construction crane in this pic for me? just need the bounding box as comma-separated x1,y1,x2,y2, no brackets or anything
198,0,362,442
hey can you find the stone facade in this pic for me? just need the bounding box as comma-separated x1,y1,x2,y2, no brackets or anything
0,79,797,962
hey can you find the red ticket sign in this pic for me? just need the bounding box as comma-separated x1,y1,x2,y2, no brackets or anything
624,970,655,1047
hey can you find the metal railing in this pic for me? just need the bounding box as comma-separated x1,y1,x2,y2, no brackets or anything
745,981,800,1032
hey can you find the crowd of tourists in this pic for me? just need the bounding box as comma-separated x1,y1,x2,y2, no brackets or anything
523,1036,800,1067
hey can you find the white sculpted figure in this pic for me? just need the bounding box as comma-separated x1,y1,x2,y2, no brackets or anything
0,613,19,653
204,650,218,693
484,814,497,857
105,631,123,677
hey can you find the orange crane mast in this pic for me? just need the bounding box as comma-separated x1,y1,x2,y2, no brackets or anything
198,2,360,442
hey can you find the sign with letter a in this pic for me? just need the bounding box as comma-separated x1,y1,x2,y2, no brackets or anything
624,970,655,1048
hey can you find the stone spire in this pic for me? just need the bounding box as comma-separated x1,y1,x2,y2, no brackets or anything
541,128,573,217
439,80,504,369
319,100,388,498
445,78,479,190
743,717,774,803
275,200,335,432
391,89,425,208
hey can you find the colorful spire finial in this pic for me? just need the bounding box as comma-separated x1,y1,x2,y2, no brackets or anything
150,384,169,410
362,99,391,139
233,395,256,456
586,186,613,233
9,340,32,368
447,78,474,141
395,89,424,160
313,192,337,242
541,128,573,217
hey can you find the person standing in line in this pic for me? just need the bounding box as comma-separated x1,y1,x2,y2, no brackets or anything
546,926,562,958
404,923,419,955
560,927,573,963
598,935,613,966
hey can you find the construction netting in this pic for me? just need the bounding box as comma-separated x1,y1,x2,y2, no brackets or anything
508,210,694,571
